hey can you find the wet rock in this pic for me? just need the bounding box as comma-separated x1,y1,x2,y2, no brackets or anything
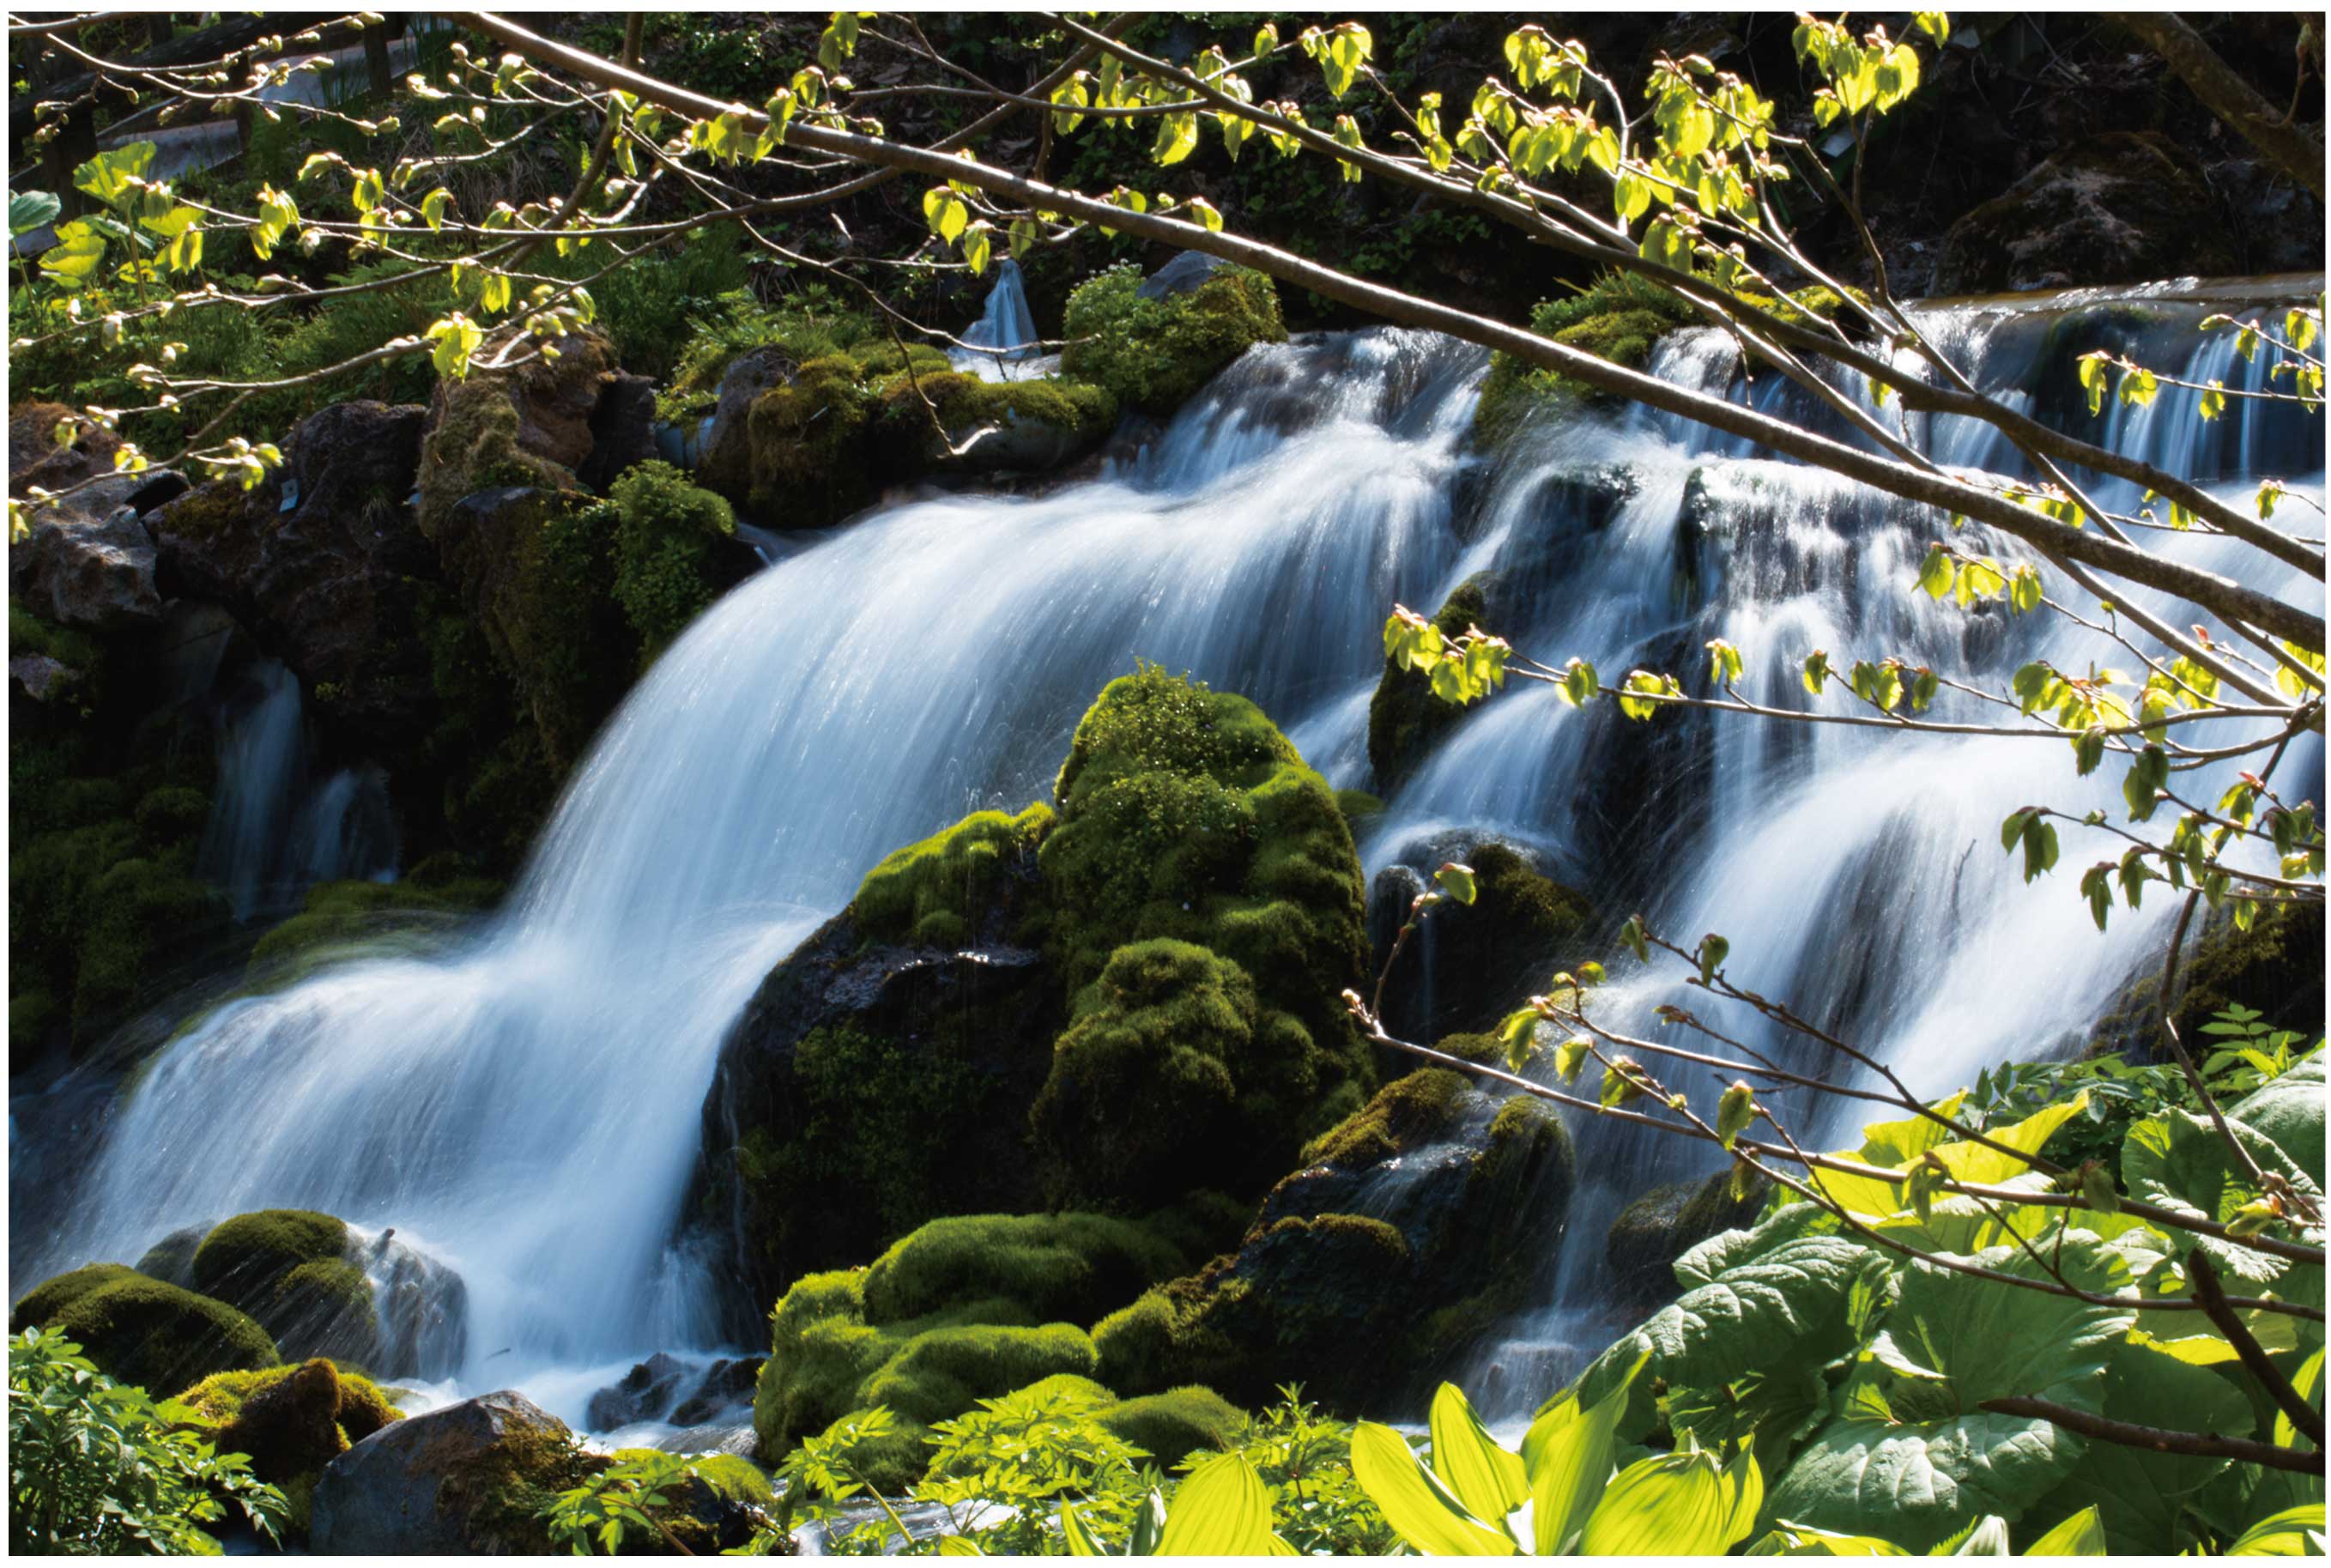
2207,156,2328,275
9,503,161,628
586,1351,689,1431
697,345,800,499
148,401,434,738
669,1356,760,1427
308,1389,590,1555
1605,1168,1770,1311
1935,131,2237,295
1136,250,1232,301
135,1223,210,1287
1370,839,1593,1042
367,1228,469,1381
946,404,1104,474
578,371,659,492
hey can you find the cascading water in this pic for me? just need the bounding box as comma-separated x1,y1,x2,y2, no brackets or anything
948,257,1044,379
33,281,2321,1435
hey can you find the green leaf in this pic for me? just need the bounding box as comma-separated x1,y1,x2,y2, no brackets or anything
1153,112,1200,166
960,221,992,278
2225,1504,2326,1555
1581,1442,1764,1555
1060,1501,1105,1556
72,141,155,205
2122,1108,2317,1285
9,190,62,239
1155,1451,1281,1555
1522,1352,1642,1553
2023,1335,2249,1553
1428,1382,1529,1527
35,219,106,288
1766,1240,2134,1552
1348,1422,1516,1555
1434,862,1477,905
922,186,969,244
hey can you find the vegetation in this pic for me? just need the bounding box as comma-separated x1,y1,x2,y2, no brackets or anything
1060,260,1287,414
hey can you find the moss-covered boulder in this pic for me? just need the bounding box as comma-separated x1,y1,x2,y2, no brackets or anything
1061,259,1287,416
694,669,1371,1313
2089,899,2326,1059
1093,1385,1242,1468
749,1208,1202,1466
1372,842,1594,1043
190,1209,380,1365
1367,575,1495,792
1604,1167,1770,1311
308,1389,592,1554
1094,1069,1574,1413
1472,273,1695,448
164,1359,405,1533
244,873,503,991
10,1267,278,1394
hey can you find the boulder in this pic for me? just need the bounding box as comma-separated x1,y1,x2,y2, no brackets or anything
697,345,800,501
1605,1168,1770,1311
1367,573,1501,790
1370,839,1593,1041
1135,250,1233,302
9,1265,278,1394
308,1389,590,1555
191,1209,384,1368
9,504,161,629
669,1356,761,1427
1934,131,2237,295
9,401,121,493
148,401,435,737
1094,1069,1574,1412
12,652,78,703
578,370,659,492
367,1227,470,1381
586,1351,690,1431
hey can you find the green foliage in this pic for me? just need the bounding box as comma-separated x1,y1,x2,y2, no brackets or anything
1060,262,1287,415
851,801,1053,948
1093,1385,1242,1468
607,459,737,665
1369,576,1491,789
9,1328,288,1554
1472,272,1697,447
859,1212,1189,1329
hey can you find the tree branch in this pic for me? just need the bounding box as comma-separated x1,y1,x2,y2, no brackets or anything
2109,12,2326,200
1978,1395,2322,1474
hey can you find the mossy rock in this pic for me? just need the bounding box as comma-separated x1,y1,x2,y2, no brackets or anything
1378,842,1593,1042
163,1359,407,1532
17,1269,278,1394
607,459,738,667
911,371,1119,472
1300,1068,1474,1169
1605,1168,1770,1311
246,876,501,990
859,1212,1189,1329
862,1321,1102,1426
1472,272,1695,449
308,1389,593,1554
1061,261,1287,416
1366,574,1490,790
191,1209,380,1363
1093,1384,1242,1467
808,1407,933,1493
1034,668,1374,1205
2090,899,2326,1058
852,802,1054,949
416,379,577,543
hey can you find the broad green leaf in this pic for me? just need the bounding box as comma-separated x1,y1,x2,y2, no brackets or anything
1348,1422,1515,1556
35,219,106,288
1747,1521,1909,1553
2229,1056,2324,1175
1060,1502,1104,1556
2122,1109,2317,1286
1521,1349,1643,1553
1156,1451,1281,1556
2275,1348,2322,1450
2225,1504,2327,1555
2019,1506,2106,1554
1580,1441,1763,1555
9,190,61,239
73,141,154,205
1428,1381,1528,1526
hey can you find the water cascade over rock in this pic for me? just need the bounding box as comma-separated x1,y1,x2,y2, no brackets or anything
31,280,2322,1432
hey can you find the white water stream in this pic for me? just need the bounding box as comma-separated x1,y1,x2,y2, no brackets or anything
27,280,2323,1432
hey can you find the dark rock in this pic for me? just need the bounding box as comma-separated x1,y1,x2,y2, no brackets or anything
308,1389,590,1555
10,503,160,628
698,345,799,499
135,1223,210,1287
947,405,1105,474
1371,839,1593,1042
9,401,121,493
148,401,435,738
1935,131,2237,295
2207,156,2329,275
579,371,659,491
585,1351,688,1431
1605,1168,1770,1311
11,652,78,703
366,1228,469,1381
1135,250,1232,301
669,1356,760,1427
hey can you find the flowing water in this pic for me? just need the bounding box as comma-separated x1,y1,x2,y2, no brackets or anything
23,278,2322,1434
947,256,1044,379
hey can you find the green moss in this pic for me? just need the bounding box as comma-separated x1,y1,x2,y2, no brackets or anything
1091,1291,1183,1397
859,1212,1188,1329
426,1392,596,1553
742,353,883,521
1061,263,1287,415
608,460,737,666
416,378,573,542
9,597,105,669
851,801,1054,948
1137,1190,1255,1265
70,854,228,1032
191,1209,349,1305
245,877,499,988
815,1407,932,1493
10,1262,140,1329
687,1453,775,1509
903,371,1119,448
861,1322,1101,1426
35,1272,280,1395
1300,1069,1472,1169
132,785,210,850
1472,272,1695,448
1605,1169,1765,1309
1093,1385,1242,1467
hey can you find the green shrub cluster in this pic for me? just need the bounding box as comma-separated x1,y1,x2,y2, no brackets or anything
1471,272,1697,448
1060,262,1287,415
607,459,739,666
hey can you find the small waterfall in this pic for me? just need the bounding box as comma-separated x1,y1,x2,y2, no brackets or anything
948,258,1044,380
38,284,2320,1428
199,659,398,921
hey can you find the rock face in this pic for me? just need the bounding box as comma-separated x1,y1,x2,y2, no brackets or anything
9,502,161,629
1135,250,1232,301
1605,1168,1770,1311
578,371,658,492
1092,1067,1574,1412
697,345,799,501
9,402,121,493
1934,131,2237,294
308,1389,590,1555
1370,839,1594,1043
585,1351,689,1430
148,401,435,736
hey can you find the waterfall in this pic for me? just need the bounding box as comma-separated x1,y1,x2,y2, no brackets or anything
35,285,2319,1430
948,257,1044,380
200,658,399,922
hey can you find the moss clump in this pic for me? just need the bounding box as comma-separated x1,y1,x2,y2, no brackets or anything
1472,272,1696,448
851,802,1054,949
2090,899,2326,1056
607,460,737,666
9,1262,139,1329
687,1453,775,1509
245,876,500,989
1032,668,1373,1204
163,1359,406,1531
1300,1069,1473,1169
1061,262,1287,415
1137,1190,1255,1266
742,353,885,522
859,1213,1188,1329
189,1209,378,1361
1367,576,1487,790
416,378,574,542
862,1322,1101,1426
1093,1385,1241,1467
27,1270,279,1394
136,1226,207,1286
904,371,1120,457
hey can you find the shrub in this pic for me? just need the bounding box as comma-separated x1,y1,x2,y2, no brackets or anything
1061,262,1287,415
608,459,737,664
9,1328,288,1553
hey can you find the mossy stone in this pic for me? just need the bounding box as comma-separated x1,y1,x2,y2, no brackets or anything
1061,262,1287,416
859,1212,1188,1329
852,802,1054,949
1472,272,1695,448
9,1262,140,1329
36,1271,279,1395
1093,1385,1242,1467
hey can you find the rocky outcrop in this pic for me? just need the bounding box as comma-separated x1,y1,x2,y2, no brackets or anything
9,500,162,629
1093,1068,1573,1413
308,1390,591,1554
1605,1168,1771,1311
9,402,122,493
1369,839,1594,1043
1935,131,2237,295
148,401,435,738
